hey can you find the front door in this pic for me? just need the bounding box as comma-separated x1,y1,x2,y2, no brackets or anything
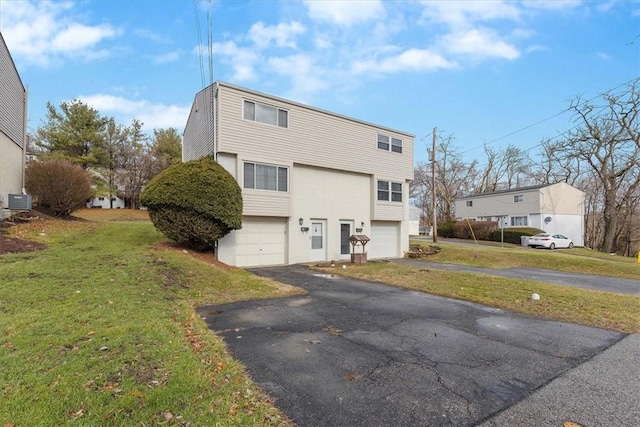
310,220,326,261
340,220,354,259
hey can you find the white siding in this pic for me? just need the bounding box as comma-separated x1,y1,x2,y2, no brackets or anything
289,165,371,264
183,87,215,161
0,133,23,208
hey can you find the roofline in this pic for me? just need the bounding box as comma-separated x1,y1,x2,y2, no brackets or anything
0,31,26,92
458,182,582,200
195,80,414,139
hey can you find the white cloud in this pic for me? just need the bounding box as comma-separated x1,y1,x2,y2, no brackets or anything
304,0,385,26
522,1,582,11
267,54,329,100
79,94,190,131
352,48,456,74
209,41,260,81
249,21,306,49
420,1,521,29
0,0,120,66
441,28,520,60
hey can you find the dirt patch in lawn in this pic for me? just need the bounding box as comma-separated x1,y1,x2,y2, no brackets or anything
0,211,50,255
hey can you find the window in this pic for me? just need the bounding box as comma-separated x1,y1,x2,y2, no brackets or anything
377,134,389,150
510,216,528,226
243,162,288,192
243,100,288,128
466,200,473,207
377,133,402,153
514,194,524,203
377,180,402,202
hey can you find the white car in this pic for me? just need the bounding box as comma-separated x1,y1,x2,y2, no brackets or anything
528,233,574,249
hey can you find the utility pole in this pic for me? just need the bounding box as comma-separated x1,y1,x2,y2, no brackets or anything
431,127,438,243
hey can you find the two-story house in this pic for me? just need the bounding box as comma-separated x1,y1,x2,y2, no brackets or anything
454,182,585,246
182,82,414,267
0,32,27,219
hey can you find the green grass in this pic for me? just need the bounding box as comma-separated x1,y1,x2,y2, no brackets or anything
316,261,640,334
410,241,640,280
1,213,302,426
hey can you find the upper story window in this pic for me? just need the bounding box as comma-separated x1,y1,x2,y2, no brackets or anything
243,100,288,128
243,162,288,192
513,194,524,203
377,180,402,202
466,200,473,207
377,133,402,153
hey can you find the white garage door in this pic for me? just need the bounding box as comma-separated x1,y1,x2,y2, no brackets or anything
235,218,287,267
369,221,399,259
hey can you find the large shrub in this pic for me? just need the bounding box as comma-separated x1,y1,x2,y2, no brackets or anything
452,220,498,240
489,227,545,244
140,157,242,251
25,159,93,216
437,221,456,238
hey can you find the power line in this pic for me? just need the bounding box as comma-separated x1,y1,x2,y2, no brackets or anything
193,0,205,88
456,76,640,157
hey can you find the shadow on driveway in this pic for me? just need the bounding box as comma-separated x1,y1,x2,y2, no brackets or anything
198,264,624,427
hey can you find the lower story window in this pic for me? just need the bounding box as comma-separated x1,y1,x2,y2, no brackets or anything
244,162,288,192
510,216,528,226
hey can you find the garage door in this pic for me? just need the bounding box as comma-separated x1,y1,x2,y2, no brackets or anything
369,221,399,259
235,218,287,267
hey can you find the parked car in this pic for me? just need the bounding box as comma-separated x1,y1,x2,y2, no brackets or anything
528,233,574,249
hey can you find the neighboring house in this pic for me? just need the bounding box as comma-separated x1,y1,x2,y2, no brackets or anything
86,196,125,209
454,182,585,246
183,81,414,267
409,206,421,236
0,32,27,218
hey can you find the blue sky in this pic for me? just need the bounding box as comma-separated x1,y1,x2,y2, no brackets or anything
1,0,639,165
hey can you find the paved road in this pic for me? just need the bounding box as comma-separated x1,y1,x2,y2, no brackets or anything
396,259,640,295
198,265,625,426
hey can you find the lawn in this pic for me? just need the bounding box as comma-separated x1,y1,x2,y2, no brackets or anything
0,209,303,426
410,240,640,280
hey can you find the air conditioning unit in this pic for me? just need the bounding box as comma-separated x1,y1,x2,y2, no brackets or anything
8,194,32,210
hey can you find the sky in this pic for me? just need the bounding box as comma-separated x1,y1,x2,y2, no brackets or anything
1,0,639,165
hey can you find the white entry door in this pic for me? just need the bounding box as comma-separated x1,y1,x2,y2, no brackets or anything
310,220,326,261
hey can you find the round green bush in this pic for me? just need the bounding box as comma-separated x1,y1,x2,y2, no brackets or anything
141,157,242,251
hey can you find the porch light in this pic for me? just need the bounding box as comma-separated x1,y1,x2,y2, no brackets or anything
299,217,304,225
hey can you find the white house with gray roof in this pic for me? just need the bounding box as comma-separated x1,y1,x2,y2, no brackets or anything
455,182,585,246
183,81,414,267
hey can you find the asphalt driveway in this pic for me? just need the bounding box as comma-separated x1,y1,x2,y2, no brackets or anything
198,264,625,426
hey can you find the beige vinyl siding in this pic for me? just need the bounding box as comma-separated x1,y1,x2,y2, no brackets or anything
456,190,541,219
243,190,290,217
215,84,414,181
0,34,25,149
540,183,583,215
183,87,215,161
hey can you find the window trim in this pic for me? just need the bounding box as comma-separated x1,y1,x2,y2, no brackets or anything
377,133,402,153
377,180,403,203
513,194,524,203
510,215,528,226
243,161,289,192
465,200,473,207
243,100,288,128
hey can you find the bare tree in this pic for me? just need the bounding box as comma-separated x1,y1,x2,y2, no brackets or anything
555,80,640,253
